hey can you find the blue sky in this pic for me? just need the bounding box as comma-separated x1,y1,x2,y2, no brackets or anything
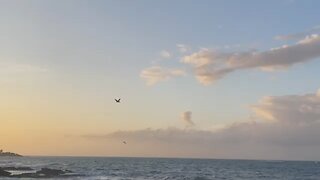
1,0,320,158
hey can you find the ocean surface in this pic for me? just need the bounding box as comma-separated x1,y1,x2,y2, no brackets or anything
1,156,320,179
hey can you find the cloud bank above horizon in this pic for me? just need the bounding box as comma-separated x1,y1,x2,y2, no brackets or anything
83,89,320,160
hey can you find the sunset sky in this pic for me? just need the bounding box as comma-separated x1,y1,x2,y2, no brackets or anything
1,0,320,160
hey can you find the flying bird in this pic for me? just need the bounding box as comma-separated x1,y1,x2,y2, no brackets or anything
115,98,121,103
123,141,127,144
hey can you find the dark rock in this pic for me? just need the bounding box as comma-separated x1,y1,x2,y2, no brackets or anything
24,168,65,177
36,168,65,175
0,168,11,177
8,167,82,178
64,169,73,173
1,166,34,171
14,172,39,178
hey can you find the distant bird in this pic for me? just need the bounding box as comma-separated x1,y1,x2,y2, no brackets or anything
123,141,127,144
115,98,121,103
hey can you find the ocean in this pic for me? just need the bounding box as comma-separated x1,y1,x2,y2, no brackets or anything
1,156,320,179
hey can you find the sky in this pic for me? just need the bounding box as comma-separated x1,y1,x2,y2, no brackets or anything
1,0,320,160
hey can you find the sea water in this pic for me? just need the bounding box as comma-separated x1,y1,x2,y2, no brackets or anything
1,156,320,179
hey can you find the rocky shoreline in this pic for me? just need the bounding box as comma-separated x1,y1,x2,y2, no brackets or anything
0,150,22,157
0,166,83,178
0,150,83,178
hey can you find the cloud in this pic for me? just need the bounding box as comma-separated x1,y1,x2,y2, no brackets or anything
160,50,171,59
252,91,320,124
83,89,320,160
275,26,320,41
182,34,320,85
180,111,194,127
177,44,190,53
83,124,320,160
140,66,186,85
